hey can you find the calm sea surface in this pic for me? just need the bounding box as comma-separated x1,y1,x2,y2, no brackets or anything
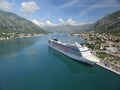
0,33,120,90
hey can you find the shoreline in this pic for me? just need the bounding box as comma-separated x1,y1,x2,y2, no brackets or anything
73,33,120,75
0,34,44,41
96,62,120,75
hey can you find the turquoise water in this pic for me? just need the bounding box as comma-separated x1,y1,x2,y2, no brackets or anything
0,33,120,90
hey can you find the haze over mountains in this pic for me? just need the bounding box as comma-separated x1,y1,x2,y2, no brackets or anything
43,24,94,33
43,10,120,35
0,9,119,37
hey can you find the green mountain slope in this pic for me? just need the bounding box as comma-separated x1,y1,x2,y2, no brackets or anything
94,10,120,36
0,10,47,38
43,10,120,35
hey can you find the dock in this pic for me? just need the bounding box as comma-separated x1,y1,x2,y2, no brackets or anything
96,62,120,75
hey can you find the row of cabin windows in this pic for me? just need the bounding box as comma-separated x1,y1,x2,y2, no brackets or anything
52,41,79,51
52,42,82,57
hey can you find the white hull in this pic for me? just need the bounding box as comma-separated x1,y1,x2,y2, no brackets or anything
48,44,95,65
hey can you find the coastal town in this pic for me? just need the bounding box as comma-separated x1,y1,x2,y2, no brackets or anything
1,31,120,74
0,33,43,40
75,31,120,74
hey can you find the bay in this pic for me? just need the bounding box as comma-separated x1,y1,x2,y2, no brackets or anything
0,33,120,90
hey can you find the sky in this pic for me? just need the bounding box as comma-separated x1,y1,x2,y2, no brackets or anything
0,0,120,27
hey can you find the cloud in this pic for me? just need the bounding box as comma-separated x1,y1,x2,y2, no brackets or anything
20,1,39,14
78,0,120,17
45,21,58,26
59,18,81,25
67,18,77,25
45,21,54,26
32,18,86,27
32,20,57,27
59,0,80,9
32,20,42,26
58,18,65,25
0,0,13,11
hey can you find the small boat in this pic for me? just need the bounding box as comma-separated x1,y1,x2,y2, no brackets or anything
48,38,100,65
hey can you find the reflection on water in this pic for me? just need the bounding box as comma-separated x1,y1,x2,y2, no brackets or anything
48,47,97,75
0,33,83,57
0,86,3,90
0,38,36,57
0,33,120,90
40,33,84,44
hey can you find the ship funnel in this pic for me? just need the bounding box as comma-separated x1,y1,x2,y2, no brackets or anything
75,42,81,47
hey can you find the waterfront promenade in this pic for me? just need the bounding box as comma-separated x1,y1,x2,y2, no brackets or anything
96,62,120,75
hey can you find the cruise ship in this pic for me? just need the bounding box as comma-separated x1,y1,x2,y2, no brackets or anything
48,38,100,65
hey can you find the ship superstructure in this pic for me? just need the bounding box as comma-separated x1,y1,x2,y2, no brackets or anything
48,38,100,65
